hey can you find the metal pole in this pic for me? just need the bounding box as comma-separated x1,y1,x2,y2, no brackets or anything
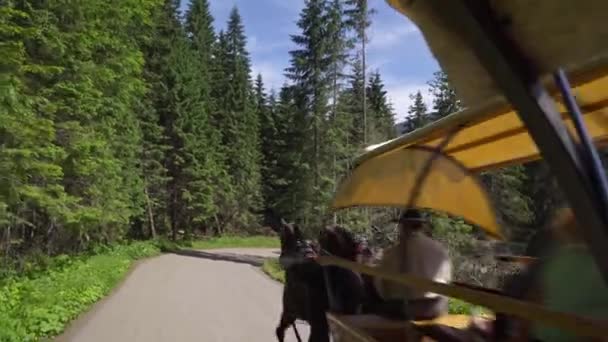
553,69,608,214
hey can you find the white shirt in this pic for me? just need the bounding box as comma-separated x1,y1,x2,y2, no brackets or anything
374,232,452,300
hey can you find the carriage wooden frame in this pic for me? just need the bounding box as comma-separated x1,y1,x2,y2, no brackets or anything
319,0,608,340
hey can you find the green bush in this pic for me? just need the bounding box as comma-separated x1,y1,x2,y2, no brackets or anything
154,238,184,252
0,242,160,342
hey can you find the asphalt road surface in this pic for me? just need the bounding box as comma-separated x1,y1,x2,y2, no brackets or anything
57,248,309,342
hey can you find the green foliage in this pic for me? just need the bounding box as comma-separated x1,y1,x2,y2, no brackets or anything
282,0,335,227
154,237,187,252
481,166,534,240
343,53,367,146
165,35,224,235
430,213,475,255
344,0,375,43
447,298,489,316
262,86,305,221
0,242,160,342
136,0,178,239
0,0,164,254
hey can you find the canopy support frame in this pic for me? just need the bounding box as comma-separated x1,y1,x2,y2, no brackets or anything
427,0,608,283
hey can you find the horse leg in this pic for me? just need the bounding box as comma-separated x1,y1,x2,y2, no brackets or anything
292,323,303,342
276,312,294,342
309,317,330,342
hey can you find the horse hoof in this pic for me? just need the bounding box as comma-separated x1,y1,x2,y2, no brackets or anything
276,327,285,342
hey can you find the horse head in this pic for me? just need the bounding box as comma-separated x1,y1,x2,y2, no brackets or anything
276,218,305,255
261,208,305,253
318,225,360,261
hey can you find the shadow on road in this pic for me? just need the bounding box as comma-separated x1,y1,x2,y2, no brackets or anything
169,249,267,267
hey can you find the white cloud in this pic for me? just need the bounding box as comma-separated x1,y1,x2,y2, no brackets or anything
368,22,418,51
251,62,285,91
385,83,434,122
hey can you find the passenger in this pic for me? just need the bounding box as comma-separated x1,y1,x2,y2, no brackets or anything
372,208,452,320
461,207,608,341
529,208,608,342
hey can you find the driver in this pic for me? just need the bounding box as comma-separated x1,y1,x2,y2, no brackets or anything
373,208,452,320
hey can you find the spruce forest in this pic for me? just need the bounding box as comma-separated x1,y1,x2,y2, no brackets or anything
1,0,567,262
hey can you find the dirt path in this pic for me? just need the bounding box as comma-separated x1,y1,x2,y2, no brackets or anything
57,249,309,342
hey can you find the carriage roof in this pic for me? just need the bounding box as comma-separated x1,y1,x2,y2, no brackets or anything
331,59,608,238
330,0,608,240
324,1,608,339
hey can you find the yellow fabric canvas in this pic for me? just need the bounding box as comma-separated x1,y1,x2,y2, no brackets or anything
332,73,608,237
332,147,503,238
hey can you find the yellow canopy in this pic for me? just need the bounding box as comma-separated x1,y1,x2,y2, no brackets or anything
384,0,608,107
331,66,608,238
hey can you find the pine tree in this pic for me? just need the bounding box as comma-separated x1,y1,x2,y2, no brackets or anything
326,0,352,121
0,3,71,251
345,53,366,147
345,0,375,144
256,74,273,211
184,0,227,235
428,70,461,119
137,0,179,238
213,7,262,231
261,84,305,221
367,70,396,142
285,0,337,227
186,0,216,73
144,0,186,240
407,91,428,129
168,37,223,238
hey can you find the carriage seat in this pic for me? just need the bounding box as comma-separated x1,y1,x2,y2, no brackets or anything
327,313,475,342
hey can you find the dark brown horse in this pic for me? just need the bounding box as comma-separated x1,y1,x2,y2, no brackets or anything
318,225,367,315
267,213,367,342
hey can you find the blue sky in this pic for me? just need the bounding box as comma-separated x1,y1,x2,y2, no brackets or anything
179,0,439,121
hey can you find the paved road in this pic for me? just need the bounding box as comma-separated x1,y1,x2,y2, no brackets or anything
57,248,309,342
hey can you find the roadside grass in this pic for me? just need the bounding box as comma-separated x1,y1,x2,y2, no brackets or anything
261,257,489,316
189,235,280,250
262,258,285,282
0,235,278,342
0,242,160,342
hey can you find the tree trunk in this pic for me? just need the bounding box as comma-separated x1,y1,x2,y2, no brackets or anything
362,28,370,224
3,225,10,258
213,213,221,236
143,184,157,239
170,190,178,241
333,61,339,225
362,33,367,145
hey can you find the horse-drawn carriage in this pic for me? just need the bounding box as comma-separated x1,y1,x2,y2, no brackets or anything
308,0,608,341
